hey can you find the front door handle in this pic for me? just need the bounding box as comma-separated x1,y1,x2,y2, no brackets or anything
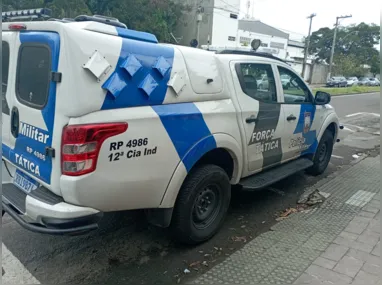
246,115,257,124
287,115,297,121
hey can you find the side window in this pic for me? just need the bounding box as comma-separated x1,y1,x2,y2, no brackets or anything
278,66,312,104
2,41,10,114
236,63,277,103
16,44,51,109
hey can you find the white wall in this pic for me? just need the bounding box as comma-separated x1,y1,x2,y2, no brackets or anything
211,8,239,46
286,45,304,61
237,30,288,59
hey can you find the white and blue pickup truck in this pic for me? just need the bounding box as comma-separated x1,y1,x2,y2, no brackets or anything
2,10,340,244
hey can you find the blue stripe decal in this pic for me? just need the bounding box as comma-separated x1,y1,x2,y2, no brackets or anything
101,37,174,110
116,27,158,43
152,103,216,172
293,104,317,156
4,32,61,184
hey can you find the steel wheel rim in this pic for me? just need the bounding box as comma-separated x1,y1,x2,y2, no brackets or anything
318,142,328,163
192,184,222,230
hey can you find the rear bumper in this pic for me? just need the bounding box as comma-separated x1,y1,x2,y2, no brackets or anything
2,183,102,235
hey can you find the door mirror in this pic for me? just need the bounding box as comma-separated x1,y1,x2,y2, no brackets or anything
314,91,331,105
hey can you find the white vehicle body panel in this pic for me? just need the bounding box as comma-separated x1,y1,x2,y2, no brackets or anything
2,20,340,230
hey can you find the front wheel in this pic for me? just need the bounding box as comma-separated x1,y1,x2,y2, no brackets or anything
306,130,334,176
171,164,231,245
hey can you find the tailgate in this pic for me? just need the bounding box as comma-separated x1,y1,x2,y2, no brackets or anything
2,30,60,190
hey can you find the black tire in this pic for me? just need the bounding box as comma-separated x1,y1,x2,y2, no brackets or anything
2,210,5,216
171,164,231,245
306,130,334,176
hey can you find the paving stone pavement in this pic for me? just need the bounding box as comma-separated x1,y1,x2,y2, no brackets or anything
191,156,380,285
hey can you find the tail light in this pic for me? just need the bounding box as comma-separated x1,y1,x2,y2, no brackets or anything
8,24,27,30
61,123,128,176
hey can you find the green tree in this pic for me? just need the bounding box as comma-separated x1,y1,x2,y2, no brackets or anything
107,0,189,42
45,0,90,19
370,55,380,77
309,23,380,67
3,0,188,43
332,54,367,77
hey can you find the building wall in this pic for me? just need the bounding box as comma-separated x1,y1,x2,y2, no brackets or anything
211,7,239,46
174,0,240,47
237,30,288,59
173,0,214,47
286,45,304,62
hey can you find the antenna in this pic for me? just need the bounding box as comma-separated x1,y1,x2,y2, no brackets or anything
246,0,250,18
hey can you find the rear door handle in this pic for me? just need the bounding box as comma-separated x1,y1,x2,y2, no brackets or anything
10,107,19,138
246,115,257,123
287,115,296,121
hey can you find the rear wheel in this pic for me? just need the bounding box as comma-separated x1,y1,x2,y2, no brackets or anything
306,130,334,176
171,164,231,244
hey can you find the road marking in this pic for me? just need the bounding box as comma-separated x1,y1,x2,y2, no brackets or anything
345,190,375,207
345,112,380,118
331,92,380,98
2,243,40,284
343,126,355,132
331,155,344,159
345,112,363,117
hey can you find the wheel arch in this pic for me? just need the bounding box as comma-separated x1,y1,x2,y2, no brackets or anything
159,133,242,209
317,113,339,144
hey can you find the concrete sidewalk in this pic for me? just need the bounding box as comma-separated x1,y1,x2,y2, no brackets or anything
191,156,380,285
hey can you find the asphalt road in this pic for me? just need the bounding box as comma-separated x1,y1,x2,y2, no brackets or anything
2,92,380,285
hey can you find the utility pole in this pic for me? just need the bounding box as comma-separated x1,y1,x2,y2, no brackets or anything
246,0,250,18
328,14,352,79
301,13,316,79
196,6,203,48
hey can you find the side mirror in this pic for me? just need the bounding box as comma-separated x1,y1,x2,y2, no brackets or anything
314,91,331,105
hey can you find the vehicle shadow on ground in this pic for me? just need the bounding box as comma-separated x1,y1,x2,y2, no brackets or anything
1,169,332,285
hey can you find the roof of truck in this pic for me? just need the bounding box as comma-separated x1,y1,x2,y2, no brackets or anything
3,20,289,68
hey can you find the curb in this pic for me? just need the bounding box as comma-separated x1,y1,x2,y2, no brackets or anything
323,91,380,97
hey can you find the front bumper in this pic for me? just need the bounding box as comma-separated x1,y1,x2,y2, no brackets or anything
2,183,102,235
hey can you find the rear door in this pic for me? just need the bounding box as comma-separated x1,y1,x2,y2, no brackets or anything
2,31,60,188
2,33,16,182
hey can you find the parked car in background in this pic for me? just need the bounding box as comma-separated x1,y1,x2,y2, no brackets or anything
346,77,358,86
256,74,269,90
368,78,380,86
358,77,371,86
326,77,347,87
280,74,291,89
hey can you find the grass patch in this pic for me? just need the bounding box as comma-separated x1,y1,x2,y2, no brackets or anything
312,86,380,96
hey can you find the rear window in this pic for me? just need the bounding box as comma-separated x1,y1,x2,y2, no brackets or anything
16,43,51,109
2,41,10,114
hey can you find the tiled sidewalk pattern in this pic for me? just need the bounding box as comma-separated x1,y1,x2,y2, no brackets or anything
192,156,380,285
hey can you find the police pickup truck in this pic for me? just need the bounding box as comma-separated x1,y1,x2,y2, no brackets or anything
2,10,340,244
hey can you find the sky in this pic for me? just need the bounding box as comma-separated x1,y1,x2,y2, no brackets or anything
239,0,380,41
